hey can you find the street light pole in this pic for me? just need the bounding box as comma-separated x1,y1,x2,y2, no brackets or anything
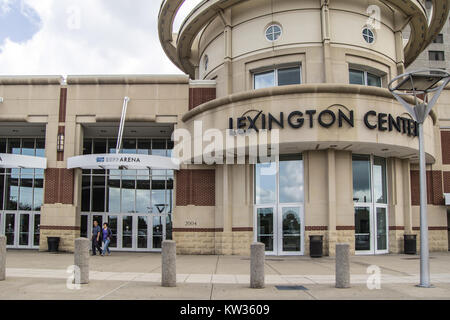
417,120,430,287
389,69,450,288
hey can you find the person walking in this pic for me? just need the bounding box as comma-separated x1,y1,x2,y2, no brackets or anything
91,220,102,256
101,223,112,256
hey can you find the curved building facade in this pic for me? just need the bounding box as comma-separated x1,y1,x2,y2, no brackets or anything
0,0,448,256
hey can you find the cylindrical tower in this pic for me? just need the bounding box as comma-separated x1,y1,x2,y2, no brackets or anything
159,0,450,256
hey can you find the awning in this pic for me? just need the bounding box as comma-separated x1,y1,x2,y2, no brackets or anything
0,153,47,169
445,193,450,206
67,154,180,170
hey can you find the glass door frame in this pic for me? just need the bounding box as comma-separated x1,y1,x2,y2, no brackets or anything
353,155,389,255
253,157,305,256
277,203,305,256
83,212,167,252
1,211,40,249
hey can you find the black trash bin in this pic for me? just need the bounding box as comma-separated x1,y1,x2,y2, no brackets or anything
404,234,417,255
309,235,323,258
47,237,60,253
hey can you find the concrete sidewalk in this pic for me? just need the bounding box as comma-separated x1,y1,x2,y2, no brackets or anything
1,250,450,300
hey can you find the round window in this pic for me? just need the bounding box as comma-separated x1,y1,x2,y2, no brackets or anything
265,24,282,42
362,27,375,44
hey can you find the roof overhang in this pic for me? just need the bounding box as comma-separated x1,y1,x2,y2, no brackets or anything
67,154,180,170
0,154,47,169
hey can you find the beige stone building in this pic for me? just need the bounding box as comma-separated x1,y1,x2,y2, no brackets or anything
0,0,449,256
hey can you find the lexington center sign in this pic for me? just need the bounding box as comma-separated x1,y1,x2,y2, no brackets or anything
228,106,419,137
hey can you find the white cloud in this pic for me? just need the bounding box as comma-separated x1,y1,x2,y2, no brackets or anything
0,0,203,76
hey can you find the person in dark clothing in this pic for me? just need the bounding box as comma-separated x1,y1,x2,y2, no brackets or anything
101,223,113,256
92,220,102,256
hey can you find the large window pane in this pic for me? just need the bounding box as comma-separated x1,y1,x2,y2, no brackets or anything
279,155,303,203
367,73,381,87
121,178,136,214
136,177,150,213
7,139,21,155
107,139,117,154
278,67,301,86
81,176,91,212
21,139,35,156
6,175,19,210
0,138,6,153
122,139,137,154
92,176,106,212
352,155,371,203
349,69,364,85
255,162,277,204
107,175,120,213
373,157,387,204
152,140,167,157
19,175,33,211
93,139,107,154
167,178,174,213
83,140,92,155
152,179,166,214
254,71,275,90
137,140,152,155
36,139,45,158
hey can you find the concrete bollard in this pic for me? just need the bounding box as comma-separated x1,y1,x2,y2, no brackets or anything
0,235,6,281
162,240,177,287
250,242,265,289
335,243,351,288
74,238,90,285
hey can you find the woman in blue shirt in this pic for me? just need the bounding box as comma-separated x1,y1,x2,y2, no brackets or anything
101,223,113,256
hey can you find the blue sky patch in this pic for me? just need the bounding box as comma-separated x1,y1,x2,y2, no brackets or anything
0,1,42,46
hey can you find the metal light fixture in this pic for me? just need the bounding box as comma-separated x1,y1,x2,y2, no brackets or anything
389,69,450,288
57,133,65,152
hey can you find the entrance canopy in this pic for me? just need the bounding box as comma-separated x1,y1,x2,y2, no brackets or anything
445,194,450,206
67,154,180,170
0,153,47,169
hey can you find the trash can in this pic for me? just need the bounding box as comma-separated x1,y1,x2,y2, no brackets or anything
404,234,417,255
47,237,60,253
309,235,323,258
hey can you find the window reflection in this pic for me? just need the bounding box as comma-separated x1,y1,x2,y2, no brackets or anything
279,155,304,203
373,157,387,204
255,162,277,204
0,138,45,212
352,155,372,203
81,138,174,217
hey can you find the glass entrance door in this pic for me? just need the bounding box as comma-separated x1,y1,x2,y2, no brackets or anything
280,206,303,254
2,212,40,249
84,213,168,252
353,155,389,255
254,155,305,256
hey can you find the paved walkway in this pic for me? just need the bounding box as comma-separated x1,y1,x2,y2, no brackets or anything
1,250,450,300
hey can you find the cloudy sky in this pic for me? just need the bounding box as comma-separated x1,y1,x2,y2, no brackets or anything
0,0,202,76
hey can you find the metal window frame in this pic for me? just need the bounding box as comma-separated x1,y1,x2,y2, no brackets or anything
253,66,302,90
353,154,389,255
